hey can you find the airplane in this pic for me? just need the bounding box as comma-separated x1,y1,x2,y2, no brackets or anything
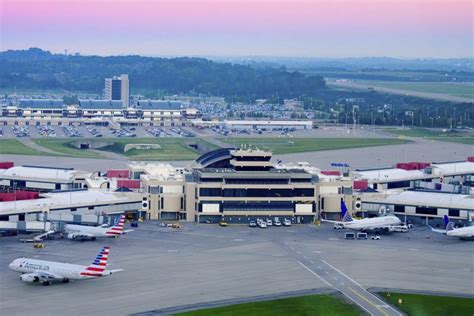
8,246,123,286
430,215,474,240
322,200,404,233
65,214,133,240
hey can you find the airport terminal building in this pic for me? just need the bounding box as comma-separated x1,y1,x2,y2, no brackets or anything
0,99,196,127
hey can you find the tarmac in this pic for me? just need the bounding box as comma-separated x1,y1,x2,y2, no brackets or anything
0,222,472,315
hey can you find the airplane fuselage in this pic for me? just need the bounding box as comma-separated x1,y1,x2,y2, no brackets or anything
446,226,474,238
65,224,119,238
9,258,97,280
343,215,401,231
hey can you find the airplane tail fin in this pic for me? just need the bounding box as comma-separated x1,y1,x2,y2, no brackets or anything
106,214,125,236
81,246,110,277
444,215,455,231
341,200,353,222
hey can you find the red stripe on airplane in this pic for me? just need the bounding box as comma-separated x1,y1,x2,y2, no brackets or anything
80,272,103,277
86,267,105,271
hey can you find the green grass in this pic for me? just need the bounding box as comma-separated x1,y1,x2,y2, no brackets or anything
33,139,103,158
384,128,446,138
97,138,199,160
33,138,200,160
0,139,51,156
219,137,408,154
430,137,474,145
384,128,474,144
352,81,474,98
177,294,361,316
380,292,474,316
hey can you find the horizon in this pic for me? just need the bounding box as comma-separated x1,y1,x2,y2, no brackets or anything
2,0,472,59
3,47,473,61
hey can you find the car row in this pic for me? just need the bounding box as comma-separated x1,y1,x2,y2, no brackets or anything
145,127,172,137
86,126,103,137
111,128,136,137
250,218,292,228
63,126,83,137
12,125,30,137
35,125,56,137
170,127,194,137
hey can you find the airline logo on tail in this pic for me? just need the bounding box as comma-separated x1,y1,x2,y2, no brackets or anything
341,200,353,222
106,215,125,236
444,215,455,231
80,246,110,277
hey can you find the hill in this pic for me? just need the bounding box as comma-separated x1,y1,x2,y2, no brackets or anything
0,48,325,100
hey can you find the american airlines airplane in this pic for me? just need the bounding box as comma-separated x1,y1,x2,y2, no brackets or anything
322,200,404,233
65,214,133,240
8,246,123,285
431,215,474,240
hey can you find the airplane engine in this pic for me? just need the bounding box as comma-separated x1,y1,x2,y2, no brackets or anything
20,274,37,282
67,233,77,240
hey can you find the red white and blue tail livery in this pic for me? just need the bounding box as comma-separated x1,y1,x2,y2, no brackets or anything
322,200,403,232
65,214,134,241
8,246,123,285
80,246,111,277
430,215,474,240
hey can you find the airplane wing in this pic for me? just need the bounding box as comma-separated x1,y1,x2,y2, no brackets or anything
429,226,447,234
123,229,134,233
320,219,342,224
24,271,64,281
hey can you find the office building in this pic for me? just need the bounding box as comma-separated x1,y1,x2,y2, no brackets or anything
105,74,129,107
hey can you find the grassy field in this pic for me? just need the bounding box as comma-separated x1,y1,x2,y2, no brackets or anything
0,139,51,156
380,292,474,316
384,128,474,144
383,128,449,138
177,295,361,316
99,138,198,160
430,137,474,145
219,137,408,154
352,80,474,98
32,138,200,160
33,139,103,158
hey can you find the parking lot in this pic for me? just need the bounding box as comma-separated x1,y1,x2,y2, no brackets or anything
0,124,196,139
0,222,472,315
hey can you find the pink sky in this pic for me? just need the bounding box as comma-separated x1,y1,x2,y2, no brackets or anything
1,0,472,57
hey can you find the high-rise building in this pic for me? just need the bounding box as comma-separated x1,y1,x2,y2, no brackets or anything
104,74,129,107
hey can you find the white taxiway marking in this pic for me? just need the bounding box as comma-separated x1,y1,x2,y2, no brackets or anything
297,261,332,287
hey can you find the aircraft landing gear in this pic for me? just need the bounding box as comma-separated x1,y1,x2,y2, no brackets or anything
62,278,69,283
41,281,51,286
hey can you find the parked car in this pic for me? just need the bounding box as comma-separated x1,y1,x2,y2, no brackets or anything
283,219,292,226
334,223,344,230
249,221,257,227
274,219,282,226
266,219,273,226
258,221,267,228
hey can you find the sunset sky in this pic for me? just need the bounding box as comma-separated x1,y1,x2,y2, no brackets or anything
1,0,472,58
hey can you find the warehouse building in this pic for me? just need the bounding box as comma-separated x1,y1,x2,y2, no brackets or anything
360,190,474,227
190,119,313,130
352,158,474,192
0,189,143,231
0,165,91,192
